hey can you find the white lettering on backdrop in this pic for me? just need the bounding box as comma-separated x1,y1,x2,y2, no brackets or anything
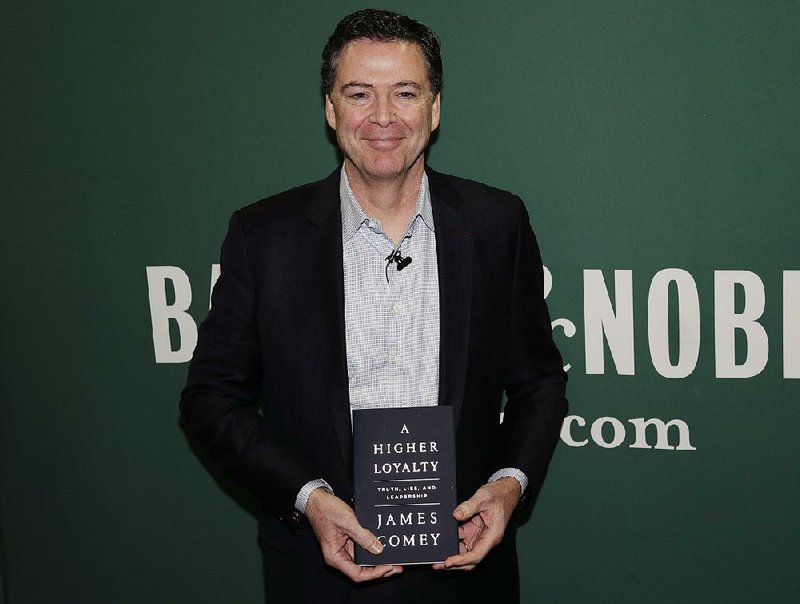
146,265,799,379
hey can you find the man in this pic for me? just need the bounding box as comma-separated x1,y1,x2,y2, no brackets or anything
180,9,567,603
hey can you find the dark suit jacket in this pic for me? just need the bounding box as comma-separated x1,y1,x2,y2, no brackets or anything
180,168,567,603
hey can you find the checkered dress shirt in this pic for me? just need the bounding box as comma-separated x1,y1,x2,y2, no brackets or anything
340,169,441,412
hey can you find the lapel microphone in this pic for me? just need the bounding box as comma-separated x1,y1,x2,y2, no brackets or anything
384,235,413,282
387,250,412,271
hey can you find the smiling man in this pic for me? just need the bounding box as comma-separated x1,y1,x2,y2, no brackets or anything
180,9,567,604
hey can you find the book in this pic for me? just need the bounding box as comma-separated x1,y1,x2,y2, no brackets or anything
352,406,459,566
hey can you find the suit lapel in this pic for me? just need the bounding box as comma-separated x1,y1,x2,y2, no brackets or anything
428,169,473,427
304,170,353,472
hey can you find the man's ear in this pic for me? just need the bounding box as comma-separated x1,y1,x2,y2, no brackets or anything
431,93,441,132
325,94,337,130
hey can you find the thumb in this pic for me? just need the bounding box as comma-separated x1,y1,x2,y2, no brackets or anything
348,522,384,555
453,498,477,521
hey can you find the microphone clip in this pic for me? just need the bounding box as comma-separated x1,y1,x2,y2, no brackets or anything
384,249,413,282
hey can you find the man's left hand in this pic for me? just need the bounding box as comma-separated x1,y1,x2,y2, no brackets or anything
432,477,521,571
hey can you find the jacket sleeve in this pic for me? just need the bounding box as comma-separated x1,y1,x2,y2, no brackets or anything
497,198,568,515
179,211,317,524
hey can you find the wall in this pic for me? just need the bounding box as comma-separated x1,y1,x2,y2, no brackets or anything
2,1,798,601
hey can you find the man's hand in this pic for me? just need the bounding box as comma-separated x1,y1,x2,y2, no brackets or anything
432,477,521,571
305,488,403,582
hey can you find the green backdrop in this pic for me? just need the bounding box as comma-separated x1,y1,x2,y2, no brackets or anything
2,1,798,602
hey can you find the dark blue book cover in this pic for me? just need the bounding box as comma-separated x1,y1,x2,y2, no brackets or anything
352,406,458,566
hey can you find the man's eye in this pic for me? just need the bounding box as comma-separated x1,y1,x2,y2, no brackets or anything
398,91,417,99
349,92,369,101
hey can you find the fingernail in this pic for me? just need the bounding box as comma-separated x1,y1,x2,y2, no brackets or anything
371,541,383,554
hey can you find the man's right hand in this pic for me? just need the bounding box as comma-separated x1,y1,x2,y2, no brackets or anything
305,488,403,583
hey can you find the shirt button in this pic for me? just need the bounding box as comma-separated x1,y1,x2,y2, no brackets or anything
392,303,403,315
394,354,402,363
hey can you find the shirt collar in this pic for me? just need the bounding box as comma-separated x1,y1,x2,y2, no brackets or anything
339,167,434,243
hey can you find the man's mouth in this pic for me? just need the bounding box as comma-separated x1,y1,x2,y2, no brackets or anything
363,137,404,149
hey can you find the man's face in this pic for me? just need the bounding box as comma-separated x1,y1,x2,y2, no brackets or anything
325,39,441,182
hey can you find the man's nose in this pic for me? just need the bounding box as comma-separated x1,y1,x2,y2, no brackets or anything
369,95,396,127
